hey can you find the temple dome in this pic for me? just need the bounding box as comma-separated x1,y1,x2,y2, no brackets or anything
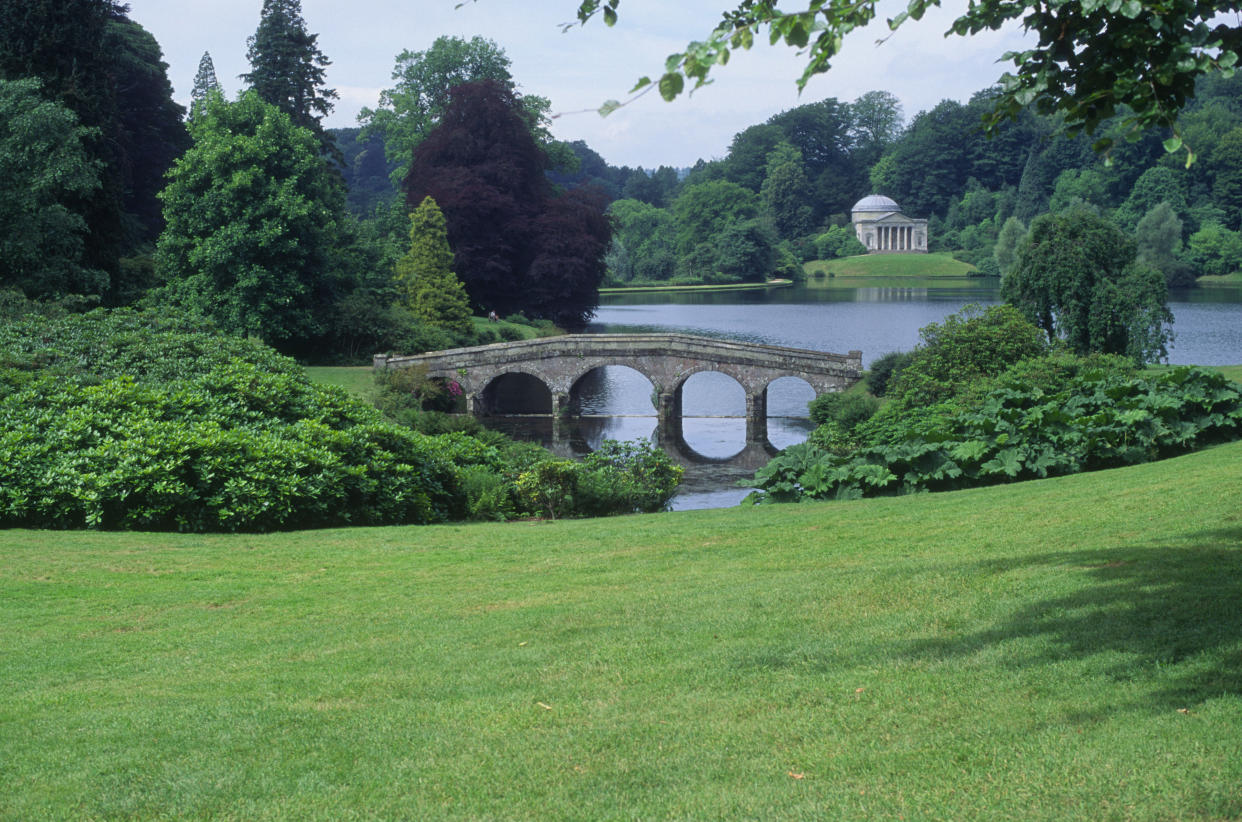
851,194,901,213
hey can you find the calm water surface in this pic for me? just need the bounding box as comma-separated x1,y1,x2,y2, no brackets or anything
485,277,1242,510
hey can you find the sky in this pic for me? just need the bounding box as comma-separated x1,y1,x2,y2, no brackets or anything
131,0,1034,169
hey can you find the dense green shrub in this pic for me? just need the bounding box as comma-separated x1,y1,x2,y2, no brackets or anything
0,310,473,531
516,441,683,519
749,366,1242,504
575,440,684,516
888,304,1049,409
865,350,915,398
808,391,880,430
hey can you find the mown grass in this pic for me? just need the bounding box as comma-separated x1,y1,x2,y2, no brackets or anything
2,440,1240,820
304,365,376,400
1196,272,1242,284
600,280,794,295
805,251,977,278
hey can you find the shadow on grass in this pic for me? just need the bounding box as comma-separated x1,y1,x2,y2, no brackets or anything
898,526,1242,712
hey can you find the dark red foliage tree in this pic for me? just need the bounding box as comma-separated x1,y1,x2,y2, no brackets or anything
404,80,610,329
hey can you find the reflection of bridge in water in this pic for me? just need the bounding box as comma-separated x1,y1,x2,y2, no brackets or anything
374,333,862,443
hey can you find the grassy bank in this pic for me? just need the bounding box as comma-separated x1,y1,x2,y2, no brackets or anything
3,440,1240,819
600,279,793,295
805,251,978,278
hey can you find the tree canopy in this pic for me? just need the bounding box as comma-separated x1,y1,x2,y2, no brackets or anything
242,0,338,159
404,80,610,329
0,77,104,299
569,0,1241,159
359,36,555,186
1004,207,1174,362
155,91,350,350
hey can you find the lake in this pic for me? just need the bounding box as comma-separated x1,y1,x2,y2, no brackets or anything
483,276,1242,510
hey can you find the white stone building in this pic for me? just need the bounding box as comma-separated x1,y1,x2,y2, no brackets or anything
851,194,928,254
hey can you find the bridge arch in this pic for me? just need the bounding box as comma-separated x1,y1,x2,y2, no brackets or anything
568,365,655,416
479,370,554,415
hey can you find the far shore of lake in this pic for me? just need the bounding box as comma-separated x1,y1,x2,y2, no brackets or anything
599,279,795,295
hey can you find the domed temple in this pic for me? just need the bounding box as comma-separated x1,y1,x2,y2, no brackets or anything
851,194,928,254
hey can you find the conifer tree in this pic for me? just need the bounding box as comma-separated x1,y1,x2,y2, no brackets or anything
190,51,221,114
394,197,472,333
241,0,338,159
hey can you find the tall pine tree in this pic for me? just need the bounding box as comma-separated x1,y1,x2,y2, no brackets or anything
241,0,339,160
190,51,221,114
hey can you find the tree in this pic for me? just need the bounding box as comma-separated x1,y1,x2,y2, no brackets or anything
241,0,338,157
190,51,221,114
1004,207,1173,363
395,197,472,332
568,0,1241,160
880,100,979,218
0,0,125,283
993,215,1026,276
670,180,760,257
1,1,190,294
103,16,190,252
1187,222,1242,277
607,198,677,281
721,124,785,192
404,80,610,329
760,141,814,238
1114,166,1188,231
1135,201,1194,287
360,36,554,186
1210,127,1242,229
155,91,350,350
848,90,903,167
0,77,104,299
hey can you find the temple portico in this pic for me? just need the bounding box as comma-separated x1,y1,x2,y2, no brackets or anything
851,194,929,254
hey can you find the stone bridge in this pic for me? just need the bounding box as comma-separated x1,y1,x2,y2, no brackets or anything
373,333,862,442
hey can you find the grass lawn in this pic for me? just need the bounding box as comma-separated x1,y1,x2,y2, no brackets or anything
600,280,794,295
3,440,1241,819
304,365,376,401
1196,272,1242,285
805,251,978,278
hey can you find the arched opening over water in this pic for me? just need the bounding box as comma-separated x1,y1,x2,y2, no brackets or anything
569,365,656,417
677,370,747,459
481,372,553,415
765,376,817,450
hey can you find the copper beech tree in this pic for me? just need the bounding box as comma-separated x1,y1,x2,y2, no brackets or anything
404,80,610,330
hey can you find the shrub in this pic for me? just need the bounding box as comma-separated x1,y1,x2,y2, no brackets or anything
748,366,1242,504
888,304,1049,409
0,309,470,531
575,440,683,515
808,391,880,430
515,459,580,520
866,350,915,397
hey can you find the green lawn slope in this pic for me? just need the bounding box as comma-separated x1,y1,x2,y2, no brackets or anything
806,251,978,278
3,440,1240,819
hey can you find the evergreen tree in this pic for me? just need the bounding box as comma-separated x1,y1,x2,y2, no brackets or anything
103,16,190,254
241,0,338,157
395,197,472,332
190,51,221,113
